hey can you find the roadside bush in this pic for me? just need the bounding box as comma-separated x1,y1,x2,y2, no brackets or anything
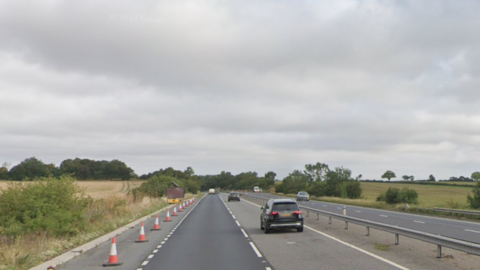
382,187,419,204
467,181,480,209
0,176,90,237
345,180,362,199
307,181,325,197
398,187,418,204
385,187,401,204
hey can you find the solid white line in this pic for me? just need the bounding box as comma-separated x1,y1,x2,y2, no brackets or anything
414,220,425,224
465,229,480,234
249,242,263,258
241,228,249,238
305,225,410,270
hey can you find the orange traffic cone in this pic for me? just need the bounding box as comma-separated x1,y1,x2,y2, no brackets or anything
178,203,183,212
173,206,178,216
165,209,172,222
103,237,123,266
183,201,188,208
135,222,148,243
151,215,161,231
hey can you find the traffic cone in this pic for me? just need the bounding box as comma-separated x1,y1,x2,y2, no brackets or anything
178,203,183,212
173,206,178,216
151,215,161,231
135,222,148,243
183,201,188,208
103,237,123,266
165,209,172,222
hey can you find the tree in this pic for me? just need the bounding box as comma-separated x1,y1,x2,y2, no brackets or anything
304,163,330,182
381,170,396,181
428,174,436,182
472,172,480,182
9,157,54,180
402,175,409,181
409,175,414,182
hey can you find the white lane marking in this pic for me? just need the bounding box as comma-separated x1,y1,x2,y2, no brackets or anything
414,220,425,224
235,220,241,226
232,215,236,219
249,242,263,258
148,255,154,259
141,261,148,266
465,229,480,234
323,205,327,207
157,245,162,248
266,268,272,270
242,197,409,270
161,241,165,244
306,225,410,270
241,228,249,238
380,215,388,217
153,249,158,253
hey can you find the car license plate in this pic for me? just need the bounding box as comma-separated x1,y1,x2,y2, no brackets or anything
280,213,291,217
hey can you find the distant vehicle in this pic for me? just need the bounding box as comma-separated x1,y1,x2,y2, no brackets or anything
260,198,303,233
228,192,241,202
215,189,220,194
253,186,262,193
208,188,215,195
296,191,309,201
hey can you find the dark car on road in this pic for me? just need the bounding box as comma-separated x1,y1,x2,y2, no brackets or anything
260,198,303,233
228,192,241,202
296,191,309,201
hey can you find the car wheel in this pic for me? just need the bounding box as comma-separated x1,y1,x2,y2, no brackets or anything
264,224,271,234
228,199,230,202
297,226,304,232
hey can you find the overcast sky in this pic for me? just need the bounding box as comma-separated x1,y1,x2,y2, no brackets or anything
1,0,480,180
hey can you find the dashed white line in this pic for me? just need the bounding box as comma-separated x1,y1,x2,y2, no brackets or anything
241,228,249,238
141,261,149,266
235,220,241,226
148,255,154,259
414,220,425,224
249,242,263,258
465,229,480,234
380,215,388,217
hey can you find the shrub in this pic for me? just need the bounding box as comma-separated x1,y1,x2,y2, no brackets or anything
345,181,362,199
132,175,182,199
382,187,419,204
398,188,418,204
385,187,401,204
467,181,480,209
307,181,325,197
0,176,90,237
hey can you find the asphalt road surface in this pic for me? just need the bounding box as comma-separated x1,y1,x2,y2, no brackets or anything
249,193,480,244
54,193,413,270
220,193,407,270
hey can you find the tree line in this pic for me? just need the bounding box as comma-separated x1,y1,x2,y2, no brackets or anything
0,157,135,180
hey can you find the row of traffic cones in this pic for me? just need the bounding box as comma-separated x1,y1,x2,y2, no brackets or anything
103,199,195,267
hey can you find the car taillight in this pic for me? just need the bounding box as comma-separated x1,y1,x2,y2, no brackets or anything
269,211,279,216
294,211,302,215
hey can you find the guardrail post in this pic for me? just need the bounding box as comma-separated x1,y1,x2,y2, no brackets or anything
437,245,442,258
366,226,370,236
345,221,348,229
395,234,399,245
329,216,332,224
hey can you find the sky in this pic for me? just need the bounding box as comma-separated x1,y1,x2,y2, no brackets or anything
1,0,480,180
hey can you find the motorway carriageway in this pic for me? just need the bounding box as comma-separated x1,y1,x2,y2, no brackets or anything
56,193,409,270
251,193,480,244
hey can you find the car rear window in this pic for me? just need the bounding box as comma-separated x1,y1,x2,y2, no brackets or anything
230,193,239,195
272,202,299,211
298,192,307,195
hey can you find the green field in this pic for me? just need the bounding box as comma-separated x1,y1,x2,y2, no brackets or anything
360,182,474,208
